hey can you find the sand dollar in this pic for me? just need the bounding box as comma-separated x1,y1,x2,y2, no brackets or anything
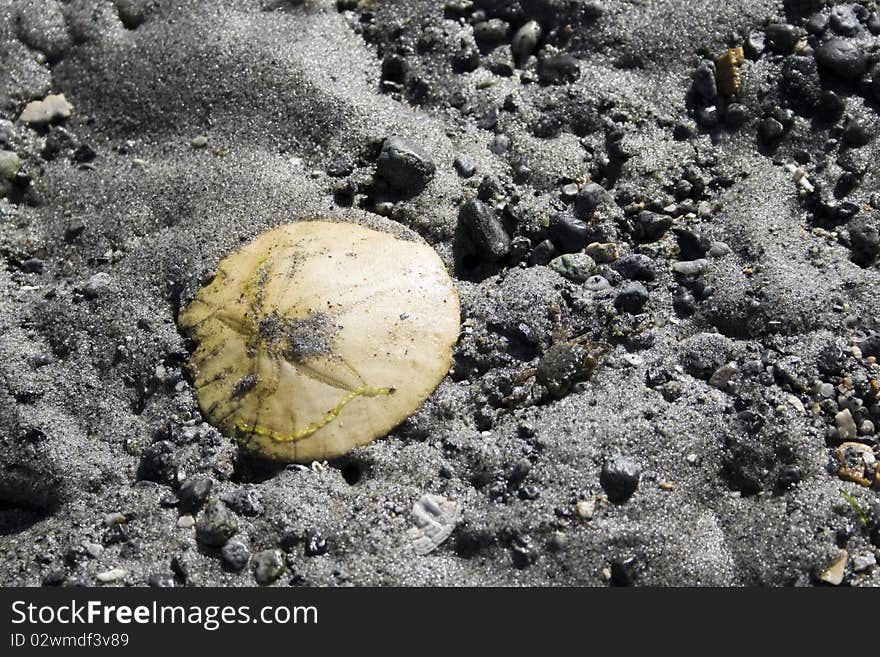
178,218,460,462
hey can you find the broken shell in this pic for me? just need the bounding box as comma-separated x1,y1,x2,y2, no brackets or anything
178,218,460,462
714,47,744,95
407,493,461,555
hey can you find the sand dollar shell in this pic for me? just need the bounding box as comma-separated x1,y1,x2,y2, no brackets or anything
178,218,460,462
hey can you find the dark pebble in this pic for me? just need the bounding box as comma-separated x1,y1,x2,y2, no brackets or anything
806,12,829,35
375,136,436,193
573,182,611,218
41,569,67,586
137,440,178,486
600,456,640,503
843,121,872,147
673,289,697,316
614,282,649,314
178,476,213,511
536,342,586,399
611,253,656,281
691,60,717,100
765,23,802,53
548,213,588,253
848,217,880,265
453,155,477,178
528,238,556,266
635,210,672,242
538,54,580,85
458,199,511,261
759,117,785,143
725,103,750,129
815,38,866,81
195,499,238,547
221,540,251,572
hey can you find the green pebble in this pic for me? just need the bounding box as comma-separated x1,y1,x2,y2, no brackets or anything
549,253,596,282
0,150,21,181
253,549,285,585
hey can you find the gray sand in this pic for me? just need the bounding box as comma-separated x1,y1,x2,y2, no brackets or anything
1,0,879,586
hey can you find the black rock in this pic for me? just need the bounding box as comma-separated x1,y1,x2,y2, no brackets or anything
548,213,588,253
611,253,656,281
674,229,709,259
765,23,802,53
842,120,872,148
375,136,436,194
195,499,238,547
759,117,785,143
725,103,750,129
528,238,556,266
453,155,477,178
691,60,717,100
781,55,822,110
600,456,640,503
458,199,511,261
815,38,866,81
635,211,672,242
221,540,251,572
673,289,697,316
849,216,880,265
806,12,829,35
614,282,649,314
573,182,611,218
41,568,66,586
178,476,213,512
73,143,96,163
538,54,580,85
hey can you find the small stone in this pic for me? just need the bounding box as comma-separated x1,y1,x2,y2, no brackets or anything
96,568,127,583
458,199,510,261
221,540,251,572
600,456,640,504
510,535,539,569
852,553,875,573
636,211,673,242
80,272,113,299
548,213,589,253
327,156,352,177
190,135,208,148
176,514,195,529
473,18,509,46
19,94,73,126
574,183,612,218
859,420,875,436
42,569,66,586
511,20,541,65
611,253,656,281
178,476,213,511
708,362,738,389
815,38,866,81
709,241,731,257
453,155,477,178
84,542,103,559
835,409,858,440
765,23,802,53
252,549,285,585
691,60,717,99
195,499,238,547
585,242,618,263
0,150,22,182
817,382,835,398
549,253,596,282
487,134,509,154
375,136,435,194
614,282,649,314
672,259,709,276
538,54,579,85
818,549,847,586
829,4,861,35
